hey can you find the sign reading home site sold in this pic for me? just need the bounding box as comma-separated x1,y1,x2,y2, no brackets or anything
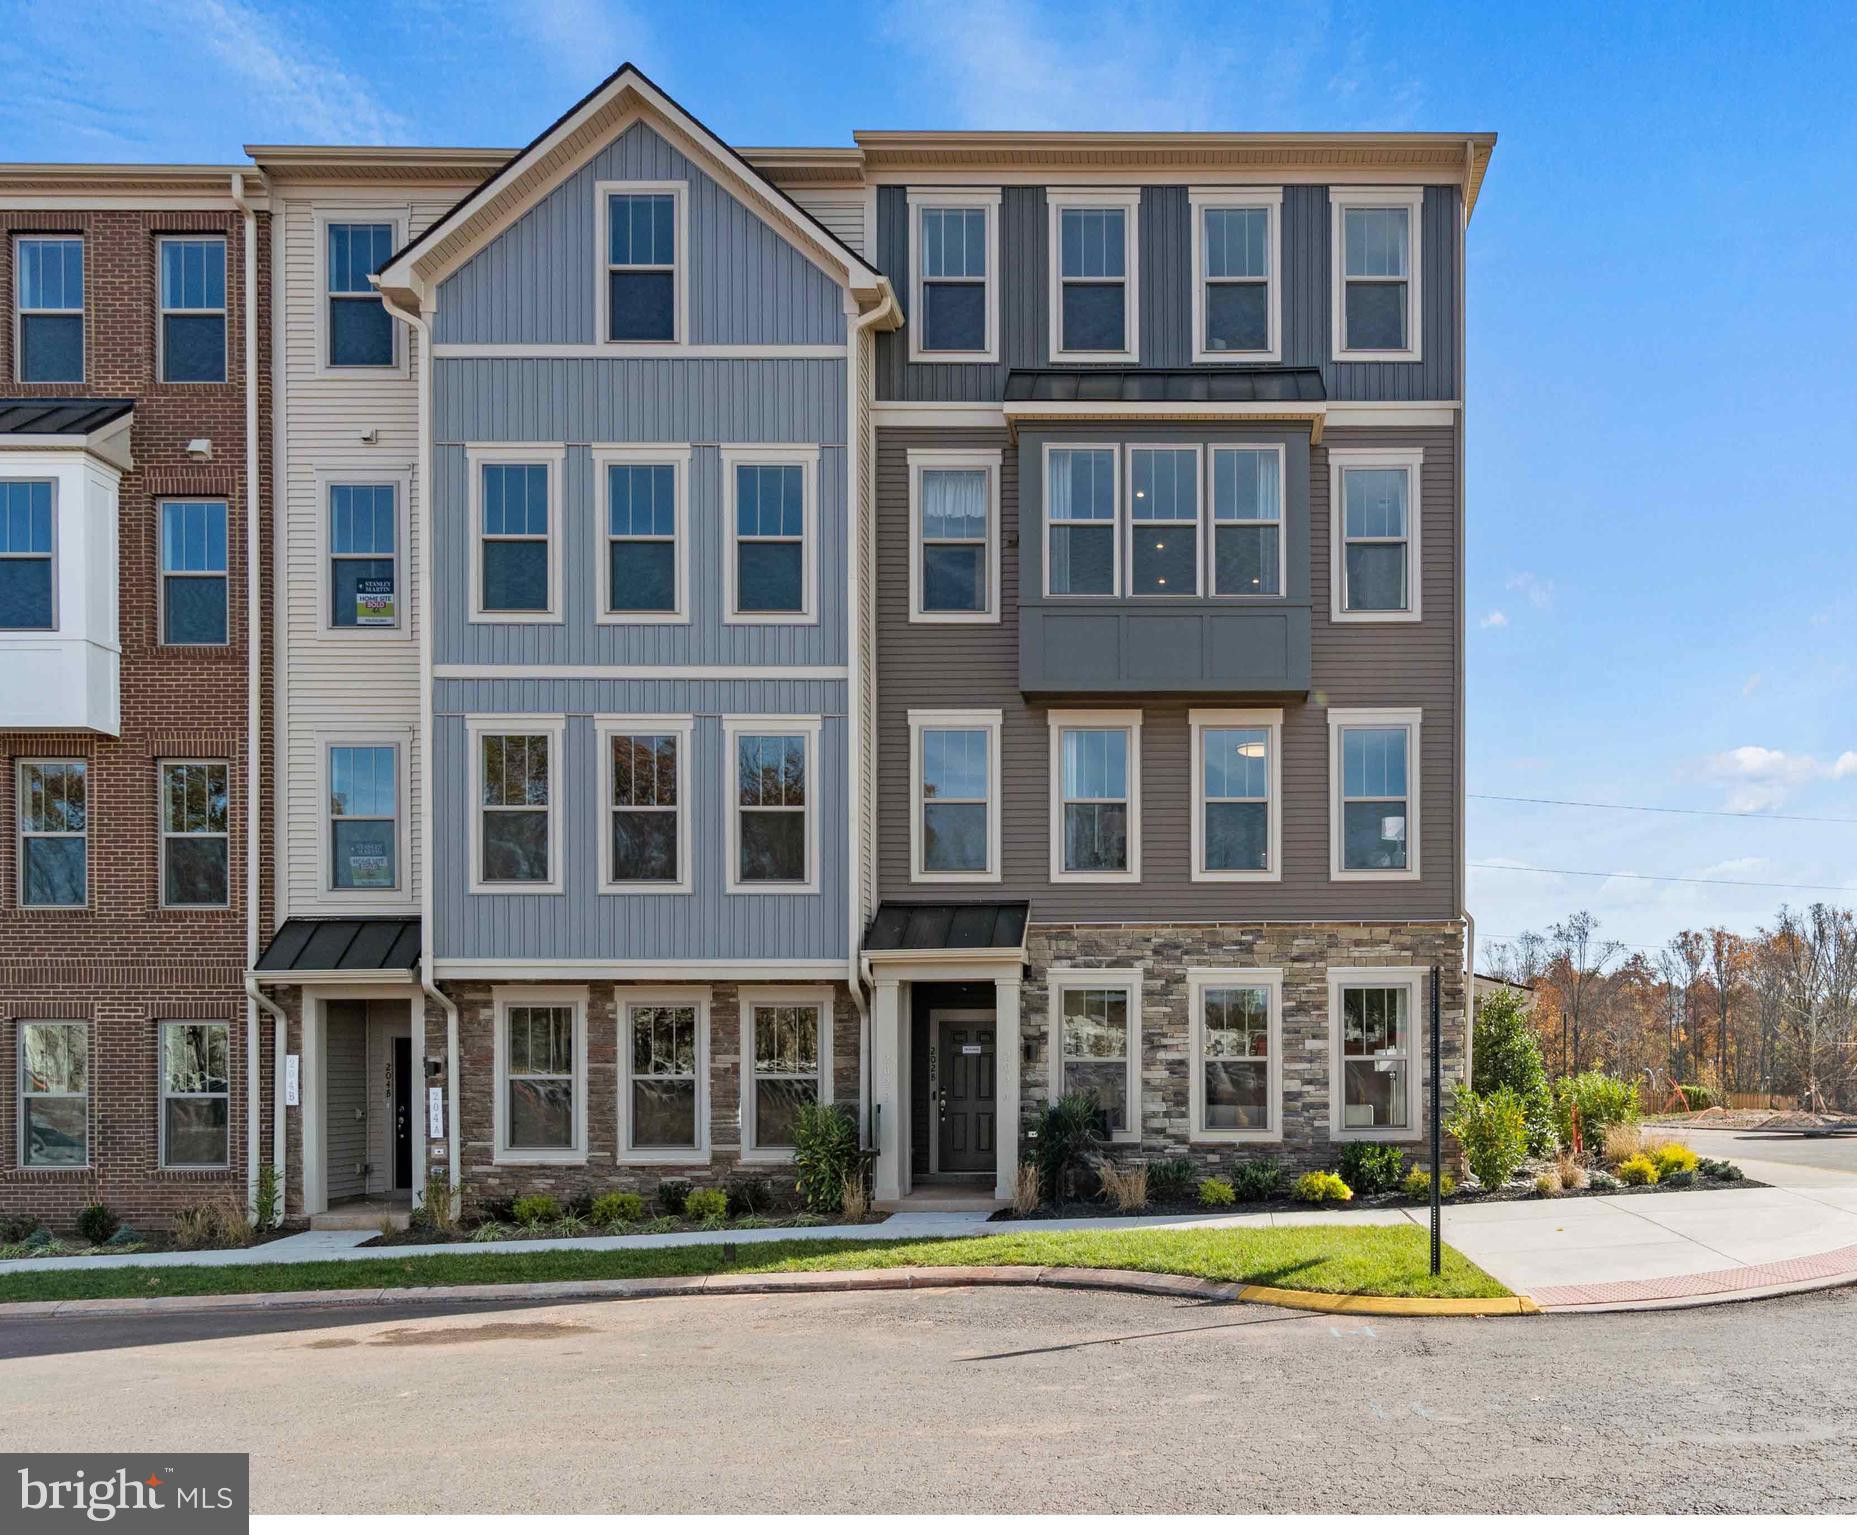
5,1454,248,1532
354,575,394,625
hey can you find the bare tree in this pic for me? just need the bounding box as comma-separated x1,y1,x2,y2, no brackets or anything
1658,931,1709,1090
1481,929,1546,988
1547,911,1625,1074
1707,927,1744,1092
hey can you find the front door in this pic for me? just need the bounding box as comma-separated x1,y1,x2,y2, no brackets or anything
937,1019,996,1174
392,1036,413,1191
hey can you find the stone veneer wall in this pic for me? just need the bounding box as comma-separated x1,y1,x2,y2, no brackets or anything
1020,922,1467,1176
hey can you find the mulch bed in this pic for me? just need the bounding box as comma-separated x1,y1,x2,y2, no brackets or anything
365,1211,891,1247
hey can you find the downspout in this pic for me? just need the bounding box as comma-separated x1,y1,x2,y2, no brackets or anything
378,278,460,1207
1458,141,1474,1086
231,170,285,1222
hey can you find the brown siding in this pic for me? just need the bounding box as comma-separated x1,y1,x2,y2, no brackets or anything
874,422,1458,923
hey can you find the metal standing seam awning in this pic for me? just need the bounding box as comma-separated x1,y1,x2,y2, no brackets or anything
0,397,136,468
251,918,422,982
1001,366,1327,439
861,901,1030,963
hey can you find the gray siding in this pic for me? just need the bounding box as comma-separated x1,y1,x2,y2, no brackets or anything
434,677,848,962
435,120,846,347
873,424,1458,923
324,1006,367,1202
874,183,1460,401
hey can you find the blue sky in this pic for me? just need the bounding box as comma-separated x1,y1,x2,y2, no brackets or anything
5,0,1854,960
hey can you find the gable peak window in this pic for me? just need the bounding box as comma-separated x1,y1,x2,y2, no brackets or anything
1192,191,1280,361
0,480,55,629
159,499,229,645
158,236,227,383
16,235,84,383
326,221,396,368
605,188,680,343
1332,188,1422,360
1051,192,1138,359
910,192,997,360
17,759,87,907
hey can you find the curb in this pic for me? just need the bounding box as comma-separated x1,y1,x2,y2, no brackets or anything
0,1265,1537,1322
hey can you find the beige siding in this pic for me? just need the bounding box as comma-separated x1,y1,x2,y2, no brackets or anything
873,423,1459,922
323,1009,367,1201
785,186,867,257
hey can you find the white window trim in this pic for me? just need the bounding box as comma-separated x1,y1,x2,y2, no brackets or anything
16,757,87,910
1045,966,1143,1145
313,465,414,641
596,713,694,896
467,713,567,897
617,985,712,1165
738,984,835,1164
156,497,230,648
312,206,409,379
1327,965,1427,1143
491,984,589,1165
1187,967,1283,1143
593,180,690,350
907,187,1001,364
155,234,228,385
1189,187,1283,365
157,758,231,910
1328,706,1422,882
906,446,1001,624
13,233,84,385
0,475,58,631
1043,441,1122,598
465,443,567,625
159,1019,231,1170
17,1019,88,1170
721,444,819,626
1047,188,1141,363
1047,708,1142,884
318,732,413,903
1330,186,1424,363
908,707,1002,884
723,714,823,896
591,444,692,626
1189,708,1282,883
1209,443,1288,598
1329,446,1423,623
1125,443,1203,598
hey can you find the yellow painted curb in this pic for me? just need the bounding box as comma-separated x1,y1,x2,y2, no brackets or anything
1234,1281,1539,1317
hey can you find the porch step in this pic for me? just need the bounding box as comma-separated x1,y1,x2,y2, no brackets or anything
311,1202,411,1232
877,1190,1003,1214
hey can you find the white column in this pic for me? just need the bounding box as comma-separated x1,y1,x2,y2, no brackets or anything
872,976,905,1201
994,972,1022,1202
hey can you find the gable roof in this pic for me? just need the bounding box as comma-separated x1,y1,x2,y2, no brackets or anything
375,62,890,313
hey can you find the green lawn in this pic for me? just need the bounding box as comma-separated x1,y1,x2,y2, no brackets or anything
0,1224,1506,1304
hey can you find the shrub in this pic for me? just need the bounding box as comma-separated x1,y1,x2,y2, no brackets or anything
1096,1161,1149,1212
683,1187,728,1221
1616,1154,1660,1187
255,1163,282,1229
1603,1122,1643,1168
75,1203,119,1245
1556,1149,1589,1191
1535,1170,1563,1197
1034,1092,1106,1202
1675,1083,1716,1110
171,1200,250,1251
1588,1169,1619,1191
590,1191,646,1226
656,1179,693,1215
510,1194,561,1227
1446,1084,1530,1190
1146,1156,1198,1203
724,1176,772,1218
0,1213,37,1245
1699,1157,1744,1182
1197,1176,1237,1207
1663,1169,1696,1189
792,1101,865,1215
1648,1142,1699,1179
1339,1142,1407,1196
839,1175,870,1221
1402,1165,1457,1200
1552,1071,1640,1153
1009,1163,1041,1216
1229,1159,1282,1202
1294,1171,1353,1205
1474,991,1557,1154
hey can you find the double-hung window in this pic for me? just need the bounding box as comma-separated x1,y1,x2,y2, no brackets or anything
909,709,1000,881
1329,969,1424,1137
727,717,818,892
1128,446,1200,595
1049,191,1139,360
599,716,690,892
472,717,564,892
0,480,54,629
19,1020,88,1167
1047,969,1141,1140
1330,708,1420,879
1331,448,1421,620
597,449,687,620
157,236,227,383
1045,445,1118,596
470,449,562,620
15,236,83,382
161,1020,229,1168
908,448,998,621
327,482,399,629
1191,709,1281,881
909,192,998,360
1050,710,1140,881
325,222,396,368
741,990,829,1156
1189,969,1282,1140
602,187,682,343
622,994,707,1158
1191,191,1280,360
1331,188,1422,360
494,988,587,1159
1210,446,1283,596
159,499,229,645
159,760,229,908
724,449,814,623
18,759,86,908
328,744,399,892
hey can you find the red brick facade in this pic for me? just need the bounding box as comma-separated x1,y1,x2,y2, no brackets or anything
0,203,275,1233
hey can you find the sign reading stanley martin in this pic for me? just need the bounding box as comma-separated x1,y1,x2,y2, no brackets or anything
5,1454,247,1532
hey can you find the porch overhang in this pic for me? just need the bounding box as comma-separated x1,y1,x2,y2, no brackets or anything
862,901,1029,970
251,918,421,983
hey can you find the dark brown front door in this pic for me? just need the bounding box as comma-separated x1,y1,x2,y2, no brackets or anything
392,1036,413,1190
937,1019,996,1173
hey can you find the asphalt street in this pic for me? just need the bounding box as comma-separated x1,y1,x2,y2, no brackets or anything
4,1283,1855,1514
1670,1125,1857,1177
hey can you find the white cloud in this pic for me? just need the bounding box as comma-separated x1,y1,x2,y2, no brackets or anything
1742,672,1761,696
512,0,655,88
1479,609,1508,630
1506,571,1555,611
1701,744,1857,810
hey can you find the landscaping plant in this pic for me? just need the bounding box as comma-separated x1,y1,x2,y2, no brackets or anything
1472,991,1557,1155
1555,1149,1588,1191
1552,1071,1640,1153
1647,1142,1699,1179
1675,1083,1716,1111
1588,1169,1619,1191
1445,1084,1530,1191
1602,1122,1643,1167
683,1187,728,1222
1096,1161,1149,1213
1338,1142,1407,1196
725,1176,772,1217
1034,1091,1106,1203
1229,1159,1282,1202
75,1203,119,1246
511,1194,562,1227
590,1191,646,1226
1402,1165,1456,1200
1197,1176,1236,1208
791,1101,865,1215
1699,1157,1744,1182
839,1175,870,1221
1294,1171,1353,1205
656,1179,693,1215
1534,1170,1563,1197
1615,1154,1660,1187
255,1163,282,1229
1146,1156,1198,1204
1009,1163,1041,1216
